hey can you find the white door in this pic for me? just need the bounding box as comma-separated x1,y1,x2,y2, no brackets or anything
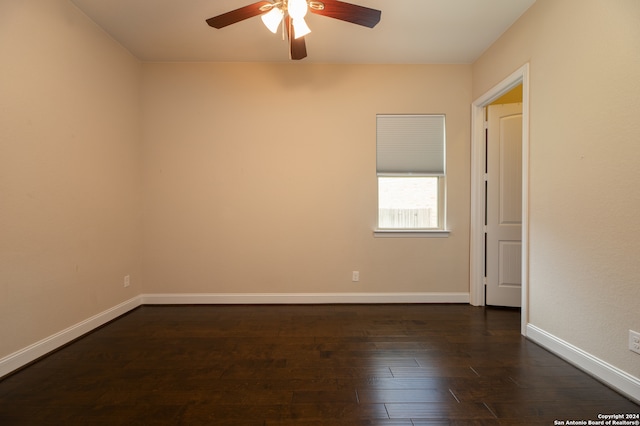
486,103,523,307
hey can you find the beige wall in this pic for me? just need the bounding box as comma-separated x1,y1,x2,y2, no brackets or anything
474,0,640,377
0,0,142,358
141,63,472,295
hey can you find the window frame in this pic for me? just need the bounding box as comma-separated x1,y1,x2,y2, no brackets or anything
374,114,449,238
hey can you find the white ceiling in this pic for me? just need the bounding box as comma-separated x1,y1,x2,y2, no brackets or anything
69,0,536,63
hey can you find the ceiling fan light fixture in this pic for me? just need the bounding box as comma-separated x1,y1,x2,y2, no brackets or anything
261,7,284,33
287,0,308,20
292,17,311,39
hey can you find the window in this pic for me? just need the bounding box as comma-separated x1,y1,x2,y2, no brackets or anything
376,114,446,233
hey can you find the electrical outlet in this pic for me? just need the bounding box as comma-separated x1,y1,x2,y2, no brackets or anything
629,330,640,355
124,275,130,288
352,271,360,282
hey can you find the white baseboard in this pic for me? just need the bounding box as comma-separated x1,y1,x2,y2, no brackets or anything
139,292,470,305
526,324,640,404
0,296,142,379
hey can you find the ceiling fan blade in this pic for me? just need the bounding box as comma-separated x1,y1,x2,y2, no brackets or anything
206,1,272,29
285,16,307,60
290,36,307,60
310,0,381,28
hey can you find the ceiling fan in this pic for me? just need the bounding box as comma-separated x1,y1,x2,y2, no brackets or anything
206,0,381,60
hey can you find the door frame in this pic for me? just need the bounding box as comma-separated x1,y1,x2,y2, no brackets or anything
469,63,530,336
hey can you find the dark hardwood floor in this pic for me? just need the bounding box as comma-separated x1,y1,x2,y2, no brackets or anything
0,304,638,425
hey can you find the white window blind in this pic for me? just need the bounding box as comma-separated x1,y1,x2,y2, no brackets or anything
376,114,445,176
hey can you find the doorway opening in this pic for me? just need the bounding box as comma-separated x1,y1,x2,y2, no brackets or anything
470,64,530,336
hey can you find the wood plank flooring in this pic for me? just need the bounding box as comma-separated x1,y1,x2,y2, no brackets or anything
0,304,638,425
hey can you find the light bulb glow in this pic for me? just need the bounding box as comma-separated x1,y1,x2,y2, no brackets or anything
292,17,311,39
261,7,284,33
288,0,308,20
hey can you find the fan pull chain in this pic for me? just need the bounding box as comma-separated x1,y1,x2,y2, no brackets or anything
281,15,286,40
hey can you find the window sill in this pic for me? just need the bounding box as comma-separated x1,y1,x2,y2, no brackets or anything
373,229,451,238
